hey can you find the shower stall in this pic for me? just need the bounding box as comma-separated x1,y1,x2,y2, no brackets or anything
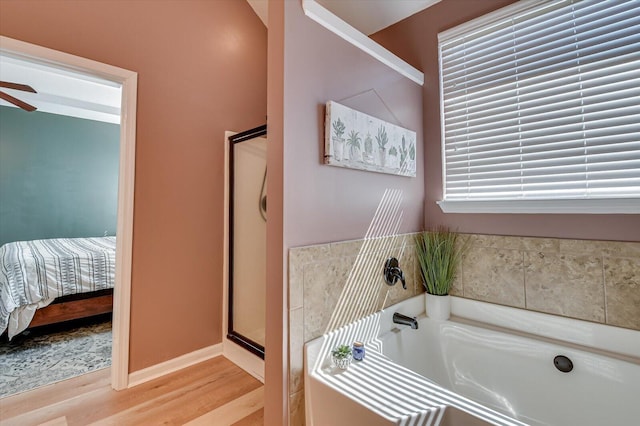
227,125,266,358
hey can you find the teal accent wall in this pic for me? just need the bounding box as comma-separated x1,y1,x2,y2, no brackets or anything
0,106,120,246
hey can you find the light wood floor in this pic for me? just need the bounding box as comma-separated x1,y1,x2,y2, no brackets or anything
0,356,264,426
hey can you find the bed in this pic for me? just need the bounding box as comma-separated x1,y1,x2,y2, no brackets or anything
0,236,116,339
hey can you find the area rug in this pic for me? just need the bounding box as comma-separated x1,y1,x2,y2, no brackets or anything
0,317,112,398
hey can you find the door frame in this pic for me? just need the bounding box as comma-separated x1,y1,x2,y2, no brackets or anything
223,129,266,382
0,36,137,390
227,125,267,359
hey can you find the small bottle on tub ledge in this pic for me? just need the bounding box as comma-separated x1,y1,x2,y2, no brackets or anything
352,341,365,361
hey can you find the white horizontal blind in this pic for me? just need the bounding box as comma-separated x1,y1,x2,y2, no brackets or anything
439,0,640,204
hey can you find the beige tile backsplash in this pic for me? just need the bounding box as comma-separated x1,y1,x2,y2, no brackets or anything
287,233,640,425
287,233,420,425
524,252,605,322
463,247,525,308
604,256,640,329
458,234,639,329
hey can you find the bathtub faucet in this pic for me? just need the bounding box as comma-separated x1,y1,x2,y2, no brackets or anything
393,312,418,329
383,257,406,290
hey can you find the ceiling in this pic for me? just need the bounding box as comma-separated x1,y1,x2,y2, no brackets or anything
1,1,437,125
247,0,268,26
246,0,441,35
0,54,121,124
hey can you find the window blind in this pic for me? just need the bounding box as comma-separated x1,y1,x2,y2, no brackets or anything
438,0,640,208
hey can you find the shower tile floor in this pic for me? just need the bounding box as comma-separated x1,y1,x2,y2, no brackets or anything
0,316,112,398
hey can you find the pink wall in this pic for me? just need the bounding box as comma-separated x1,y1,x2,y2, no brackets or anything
0,0,268,371
373,0,640,242
265,1,286,423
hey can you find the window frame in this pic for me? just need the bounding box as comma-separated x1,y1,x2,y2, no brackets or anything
437,0,640,215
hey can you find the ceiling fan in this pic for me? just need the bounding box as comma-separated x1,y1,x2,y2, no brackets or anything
0,81,37,112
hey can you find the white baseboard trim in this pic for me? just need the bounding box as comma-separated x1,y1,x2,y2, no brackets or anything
223,338,265,383
128,343,223,388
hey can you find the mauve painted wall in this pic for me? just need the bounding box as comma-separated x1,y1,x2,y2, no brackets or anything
282,2,424,249
0,0,267,371
265,0,425,423
373,0,640,242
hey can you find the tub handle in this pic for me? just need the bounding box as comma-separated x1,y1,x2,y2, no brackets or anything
384,257,406,290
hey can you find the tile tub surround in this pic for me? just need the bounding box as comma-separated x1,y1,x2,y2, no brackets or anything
288,233,640,425
455,235,640,330
288,232,422,424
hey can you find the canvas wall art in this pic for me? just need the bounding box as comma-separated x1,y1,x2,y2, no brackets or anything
324,101,417,177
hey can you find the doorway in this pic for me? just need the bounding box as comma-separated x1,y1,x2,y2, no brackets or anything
0,36,137,391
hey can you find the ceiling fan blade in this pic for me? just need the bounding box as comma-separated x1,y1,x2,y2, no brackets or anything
0,91,37,112
0,81,37,93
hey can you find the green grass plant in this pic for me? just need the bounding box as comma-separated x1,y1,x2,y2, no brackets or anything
415,227,467,296
332,344,352,359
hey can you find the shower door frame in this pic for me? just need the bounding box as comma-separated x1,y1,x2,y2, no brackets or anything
227,124,267,360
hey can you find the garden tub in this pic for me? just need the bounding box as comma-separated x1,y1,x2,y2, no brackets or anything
305,295,640,425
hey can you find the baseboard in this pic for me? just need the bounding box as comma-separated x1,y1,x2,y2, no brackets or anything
128,343,223,388
223,338,265,383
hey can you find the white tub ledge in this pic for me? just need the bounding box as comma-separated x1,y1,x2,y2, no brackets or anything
305,294,640,426
304,305,526,426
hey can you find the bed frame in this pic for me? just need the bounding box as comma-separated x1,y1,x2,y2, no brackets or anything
28,289,113,329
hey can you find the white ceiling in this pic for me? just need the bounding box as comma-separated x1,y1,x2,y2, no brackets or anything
0,54,121,124
246,0,441,35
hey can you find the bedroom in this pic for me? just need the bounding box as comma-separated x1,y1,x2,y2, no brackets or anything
0,56,122,397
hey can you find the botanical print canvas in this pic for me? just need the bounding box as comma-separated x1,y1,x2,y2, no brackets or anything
324,101,417,177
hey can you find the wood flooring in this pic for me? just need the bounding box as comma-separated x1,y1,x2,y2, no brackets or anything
0,356,264,426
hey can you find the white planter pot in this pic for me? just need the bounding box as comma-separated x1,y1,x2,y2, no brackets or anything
425,293,451,321
332,355,351,370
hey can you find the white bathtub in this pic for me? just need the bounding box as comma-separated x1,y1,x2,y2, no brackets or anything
305,295,640,426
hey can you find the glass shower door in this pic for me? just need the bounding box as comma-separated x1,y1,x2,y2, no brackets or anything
228,125,266,358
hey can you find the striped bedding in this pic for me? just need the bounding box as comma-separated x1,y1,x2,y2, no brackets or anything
0,237,116,339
